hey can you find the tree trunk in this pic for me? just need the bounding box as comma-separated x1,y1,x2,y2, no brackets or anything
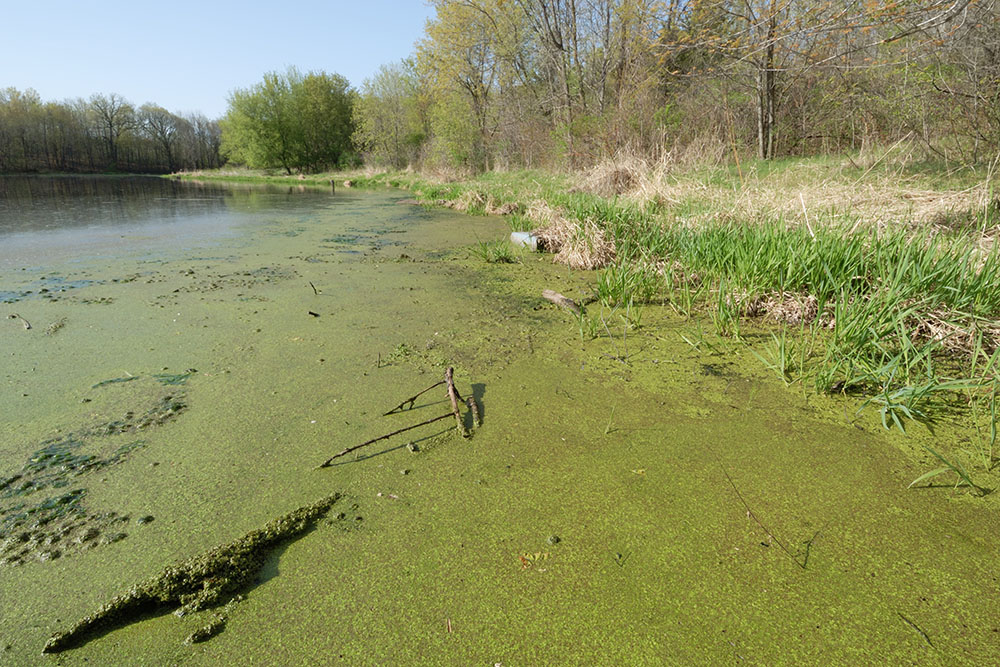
757,8,778,160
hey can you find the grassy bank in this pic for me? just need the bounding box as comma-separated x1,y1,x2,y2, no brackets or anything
173,167,346,187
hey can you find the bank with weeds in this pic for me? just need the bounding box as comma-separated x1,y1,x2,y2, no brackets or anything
345,156,1000,487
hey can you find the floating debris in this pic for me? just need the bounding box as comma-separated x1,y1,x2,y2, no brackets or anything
91,376,140,389
8,313,31,330
43,493,342,654
44,318,67,336
185,615,226,645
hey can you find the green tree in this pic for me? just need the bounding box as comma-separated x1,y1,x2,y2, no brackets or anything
221,68,355,173
353,61,426,168
295,71,355,171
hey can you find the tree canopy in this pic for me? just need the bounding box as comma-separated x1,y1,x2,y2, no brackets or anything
221,68,355,174
0,87,221,173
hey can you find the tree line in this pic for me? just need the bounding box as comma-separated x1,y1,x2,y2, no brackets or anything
4,2,996,175
354,0,1000,170
0,88,223,173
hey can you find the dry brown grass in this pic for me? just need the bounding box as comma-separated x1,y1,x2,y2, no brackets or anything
534,215,616,270
732,288,1000,356
571,145,999,235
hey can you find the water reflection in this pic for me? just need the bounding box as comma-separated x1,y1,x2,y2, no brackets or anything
0,176,339,269
0,176,335,234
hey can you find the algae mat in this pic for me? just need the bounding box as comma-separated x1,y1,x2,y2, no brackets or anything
2,184,999,664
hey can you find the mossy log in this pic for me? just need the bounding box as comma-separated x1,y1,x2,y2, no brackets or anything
42,493,341,654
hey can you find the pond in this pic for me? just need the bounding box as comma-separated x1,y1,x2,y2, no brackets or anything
1,176,998,663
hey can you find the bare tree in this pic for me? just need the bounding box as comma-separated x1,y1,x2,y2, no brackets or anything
89,93,135,169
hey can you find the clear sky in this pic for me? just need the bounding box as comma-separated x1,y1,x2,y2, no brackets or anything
2,0,434,119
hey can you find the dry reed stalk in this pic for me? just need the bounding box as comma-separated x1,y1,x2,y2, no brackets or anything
450,189,487,213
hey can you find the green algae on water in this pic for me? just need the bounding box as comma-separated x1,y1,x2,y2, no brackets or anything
42,493,342,654
0,390,186,565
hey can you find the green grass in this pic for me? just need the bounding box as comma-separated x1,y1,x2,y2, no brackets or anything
471,239,517,264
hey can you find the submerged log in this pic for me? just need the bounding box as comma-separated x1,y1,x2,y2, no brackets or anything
541,290,580,315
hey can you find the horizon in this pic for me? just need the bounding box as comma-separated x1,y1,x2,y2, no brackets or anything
2,0,434,119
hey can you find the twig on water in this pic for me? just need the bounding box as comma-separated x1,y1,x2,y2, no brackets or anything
383,380,445,415
708,445,806,569
445,367,468,437
317,413,453,467
9,313,31,330
309,282,319,295
897,612,934,648
319,366,480,467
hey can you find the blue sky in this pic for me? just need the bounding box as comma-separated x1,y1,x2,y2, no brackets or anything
2,0,434,118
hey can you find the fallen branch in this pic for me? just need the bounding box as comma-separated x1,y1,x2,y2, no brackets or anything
317,413,453,467
319,367,479,467
466,396,481,427
542,290,580,315
383,380,445,415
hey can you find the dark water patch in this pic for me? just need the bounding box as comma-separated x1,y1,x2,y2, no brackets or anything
1,276,101,304
152,371,195,386
0,176,233,235
166,266,297,296
321,234,363,244
0,386,187,567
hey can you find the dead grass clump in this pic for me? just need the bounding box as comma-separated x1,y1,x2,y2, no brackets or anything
909,314,1000,356
553,220,616,270
576,153,647,197
534,215,615,269
534,214,575,253
735,290,822,325
485,200,521,216
526,199,562,226
451,189,488,213
673,133,729,167
764,293,820,325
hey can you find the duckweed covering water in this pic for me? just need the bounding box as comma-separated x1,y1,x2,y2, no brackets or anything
0,388,185,566
2,181,999,663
